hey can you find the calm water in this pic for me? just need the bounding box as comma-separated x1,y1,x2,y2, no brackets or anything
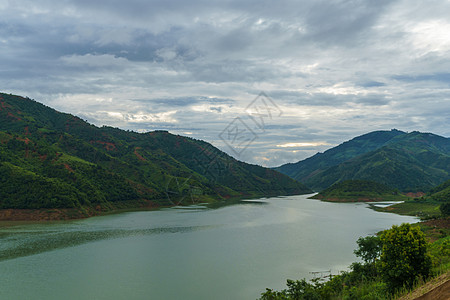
0,195,417,300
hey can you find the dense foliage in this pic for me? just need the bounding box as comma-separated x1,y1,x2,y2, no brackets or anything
311,179,401,201
0,92,311,210
379,223,431,291
276,130,450,192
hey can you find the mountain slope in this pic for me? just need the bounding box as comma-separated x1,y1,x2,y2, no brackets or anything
0,92,311,211
276,130,450,192
428,179,450,202
275,129,406,180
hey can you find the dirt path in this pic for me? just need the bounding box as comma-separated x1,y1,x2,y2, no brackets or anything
398,271,450,300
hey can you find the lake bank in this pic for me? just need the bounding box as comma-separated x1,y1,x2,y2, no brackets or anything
0,192,303,222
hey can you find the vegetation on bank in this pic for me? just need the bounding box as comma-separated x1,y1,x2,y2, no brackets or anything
310,180,408,202
0,92,311,214
376,179,450,220
259,220,449,300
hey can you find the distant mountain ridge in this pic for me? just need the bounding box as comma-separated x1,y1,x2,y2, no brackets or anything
0,92,311,212
275,130,450,192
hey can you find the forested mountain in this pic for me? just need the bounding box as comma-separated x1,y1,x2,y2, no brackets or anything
276,130,405,179
0,92,311,210
276,130,450,192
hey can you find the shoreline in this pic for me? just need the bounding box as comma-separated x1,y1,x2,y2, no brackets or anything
0,200,162,224
0,192,307,223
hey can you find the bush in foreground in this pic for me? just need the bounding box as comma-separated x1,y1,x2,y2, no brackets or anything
260,223,432,299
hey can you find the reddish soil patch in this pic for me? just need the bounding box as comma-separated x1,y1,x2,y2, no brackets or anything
405,192,426,198
24,126,30,136
134,147,147,161
7,112,22,121
39,154,48,161
0,100,12,110
63,163,74,172
91,140,117,151
16,137,31,145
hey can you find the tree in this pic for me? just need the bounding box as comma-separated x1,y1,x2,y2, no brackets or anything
440,202,450,216
379,223,431,291
354,235,382,265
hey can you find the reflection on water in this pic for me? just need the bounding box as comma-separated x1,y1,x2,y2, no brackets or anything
0,225,216,261
0,195,418,300
369,201,404,208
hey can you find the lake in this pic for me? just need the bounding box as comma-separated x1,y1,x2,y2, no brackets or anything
0,194,418,300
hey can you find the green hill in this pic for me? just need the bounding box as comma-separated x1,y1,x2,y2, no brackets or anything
375,179,450,219
276,130,450,192
275,130,405,180
0,92,311,212
310,179,404,202
428,179,450,203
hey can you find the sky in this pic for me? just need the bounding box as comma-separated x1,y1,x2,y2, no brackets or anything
1,0,449,167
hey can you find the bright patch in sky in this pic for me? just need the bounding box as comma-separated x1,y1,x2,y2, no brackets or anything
276,142,332,148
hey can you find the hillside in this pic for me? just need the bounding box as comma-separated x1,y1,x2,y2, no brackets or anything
428,179,450,202
275,129,405,179
0,92,311,214
276,130,450,192
310,179,405,202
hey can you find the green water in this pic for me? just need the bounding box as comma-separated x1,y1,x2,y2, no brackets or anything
0,195,417,300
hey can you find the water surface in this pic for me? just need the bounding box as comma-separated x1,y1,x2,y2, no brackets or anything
0,195,418,300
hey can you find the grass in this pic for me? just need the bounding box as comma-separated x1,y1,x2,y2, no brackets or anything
375,200,441,219
57,153,95,165
393,218,450,299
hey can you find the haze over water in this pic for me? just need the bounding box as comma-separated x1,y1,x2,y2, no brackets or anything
0,195,417,300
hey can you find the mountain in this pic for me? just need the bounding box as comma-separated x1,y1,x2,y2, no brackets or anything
276,130,450,192
0,92,311,212
275,130,405,181
310,179,405,202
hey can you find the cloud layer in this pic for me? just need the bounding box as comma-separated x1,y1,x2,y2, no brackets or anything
1,0,449,166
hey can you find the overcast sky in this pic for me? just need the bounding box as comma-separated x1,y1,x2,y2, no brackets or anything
1,0,449,167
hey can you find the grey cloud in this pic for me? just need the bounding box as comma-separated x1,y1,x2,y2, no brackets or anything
132,96,236,107
357,81,386,88
1,0,449,167
392,73,450,84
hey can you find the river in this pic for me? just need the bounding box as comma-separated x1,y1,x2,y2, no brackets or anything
0,194,418,300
